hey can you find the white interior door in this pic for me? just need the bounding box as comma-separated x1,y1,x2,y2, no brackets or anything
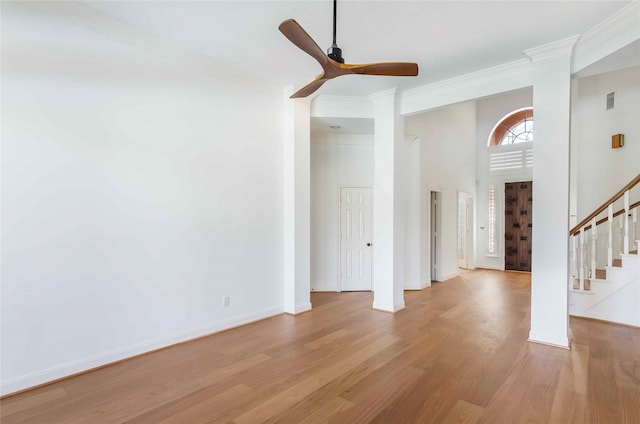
340,187,372,291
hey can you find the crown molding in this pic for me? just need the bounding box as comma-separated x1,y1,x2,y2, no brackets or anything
368,87,398,103
524,35,580,64
401,59,532,116
572,2,640,74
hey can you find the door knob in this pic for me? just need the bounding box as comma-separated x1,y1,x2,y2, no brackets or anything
367,243,371,246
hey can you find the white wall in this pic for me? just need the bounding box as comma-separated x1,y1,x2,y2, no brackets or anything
475,88,534,270
405,101,477,283
309,134,422,292
403,138,422,289
310,137,374,291
1,5,284,394
572,65,640,220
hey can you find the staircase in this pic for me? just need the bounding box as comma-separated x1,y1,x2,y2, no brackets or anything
568,174,640,327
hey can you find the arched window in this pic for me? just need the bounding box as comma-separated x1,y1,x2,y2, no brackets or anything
488,108,533,146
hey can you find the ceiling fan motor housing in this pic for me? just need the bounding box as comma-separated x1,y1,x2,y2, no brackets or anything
327,46,344,63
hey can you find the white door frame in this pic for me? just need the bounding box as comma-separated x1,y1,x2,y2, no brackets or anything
430,190,442,282
457,191,474,269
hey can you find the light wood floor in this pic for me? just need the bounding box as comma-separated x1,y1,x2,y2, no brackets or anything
2,269,639,423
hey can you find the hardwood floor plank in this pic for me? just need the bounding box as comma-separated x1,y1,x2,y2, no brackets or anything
330,365,426,424
231,334,399,424
303,328,350,350
296,396,355,424
548,343,589,423
440,399,484,424
618,387,640,424
0,387,67,417
2,270,639,424
588,357,620,424
152,384,255,424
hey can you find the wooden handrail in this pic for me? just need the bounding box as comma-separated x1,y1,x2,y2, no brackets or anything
569,173,640,235
579,200,640,233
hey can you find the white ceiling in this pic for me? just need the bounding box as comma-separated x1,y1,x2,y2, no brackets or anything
76,0,632,97
4,1,637,137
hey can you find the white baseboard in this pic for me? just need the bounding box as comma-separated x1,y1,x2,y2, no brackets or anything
404,281,424,291
372,300,406,313
0,306,283,396
286,302,312,315
441,271,460,281
311,285,338,292
475,263,504,271
528,331,570,349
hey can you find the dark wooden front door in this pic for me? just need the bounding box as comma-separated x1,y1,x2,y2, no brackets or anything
505,181,532,272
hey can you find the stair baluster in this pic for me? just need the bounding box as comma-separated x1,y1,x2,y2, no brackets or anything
571,234,577,281
568,174,640,326
579,228,585,291
619,212,625,255
608,204,613,267
633,208,638,244
623,190,629,254
591,217,597,280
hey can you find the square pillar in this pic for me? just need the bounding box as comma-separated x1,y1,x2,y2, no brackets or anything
283,86,311,314
525,36,579,348
371,89,405,312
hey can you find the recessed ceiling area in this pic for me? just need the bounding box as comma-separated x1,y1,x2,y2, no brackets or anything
574,39,640,79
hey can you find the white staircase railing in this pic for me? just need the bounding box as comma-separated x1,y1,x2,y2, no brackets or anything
569,173,640,292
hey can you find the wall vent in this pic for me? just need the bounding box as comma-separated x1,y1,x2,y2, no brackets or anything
607,92,615,110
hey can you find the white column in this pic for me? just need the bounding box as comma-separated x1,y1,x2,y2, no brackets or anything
525,36,578,348
283,86,311,314
371,88,405,312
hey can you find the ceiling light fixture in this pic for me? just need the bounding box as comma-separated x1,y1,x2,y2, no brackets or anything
278,0,419,98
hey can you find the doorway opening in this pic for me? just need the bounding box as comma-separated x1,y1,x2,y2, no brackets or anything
430,191,442,282
457,193,473,269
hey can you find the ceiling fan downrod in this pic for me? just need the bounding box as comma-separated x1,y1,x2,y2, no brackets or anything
327,0,344,63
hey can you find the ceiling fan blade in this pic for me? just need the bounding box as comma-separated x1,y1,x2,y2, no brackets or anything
290,76,328,98
279,19,329,67
341,62,419,76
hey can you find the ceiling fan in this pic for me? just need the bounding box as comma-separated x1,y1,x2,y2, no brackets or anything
279,0,419,98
